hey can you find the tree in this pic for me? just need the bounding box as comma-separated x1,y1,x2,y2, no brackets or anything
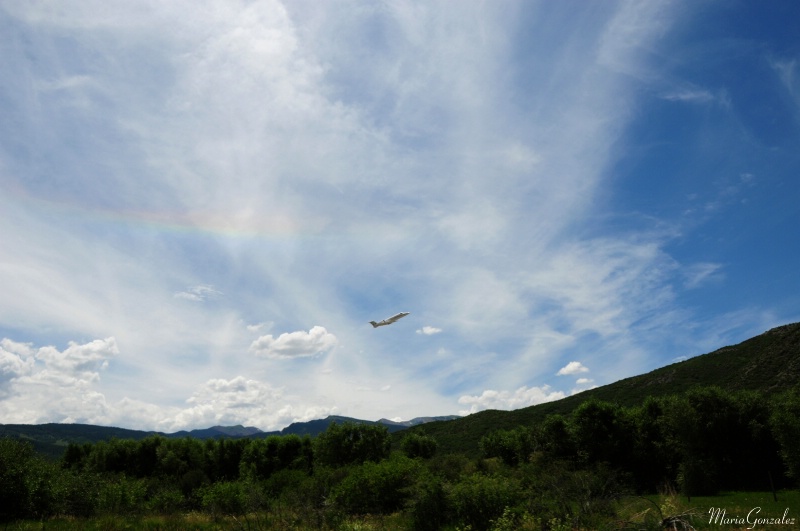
401,432,438,459
330,454,421,514
0,438,37,521
770,386,800,485
480,427,534,467
537,414,576,461
239,435,313,481
629,396,680,492
571,399,635,469
665,386,758,495
314,422,390,467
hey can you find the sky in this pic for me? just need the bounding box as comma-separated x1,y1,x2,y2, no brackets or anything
1,0,799,432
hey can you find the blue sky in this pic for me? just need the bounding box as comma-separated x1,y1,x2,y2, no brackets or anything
1,0,798,431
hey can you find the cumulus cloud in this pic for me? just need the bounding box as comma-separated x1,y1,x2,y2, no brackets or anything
458,385,565,415
159,376,341,432
575,378,594,385
557,361,589,376
0,339,36,397
0,335,341,431
0,337,118,422
250,326,337,359
416,326,442,335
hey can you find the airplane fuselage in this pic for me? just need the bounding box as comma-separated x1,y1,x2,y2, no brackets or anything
370,312,410,328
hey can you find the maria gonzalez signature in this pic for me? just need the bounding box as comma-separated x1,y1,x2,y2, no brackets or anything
708,507,796,528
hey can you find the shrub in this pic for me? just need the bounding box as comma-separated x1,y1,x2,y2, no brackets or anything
448,473,522,531
401,432,438,459
408,475,451,531
199,481,247,516
0,438,37,521
146,483,185,515
330,454,420,515
97,475,148,515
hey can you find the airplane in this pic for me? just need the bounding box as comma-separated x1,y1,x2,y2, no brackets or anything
369,312,410,328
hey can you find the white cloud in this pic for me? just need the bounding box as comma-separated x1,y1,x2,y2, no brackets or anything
174,285,222,301
0,336,342,431
575,378,594,385
33,338,119,383
416,326,442,335
458,385,565,415
246,322,271,332
661,88,715,103
250,326,337,359
0,337,118,423
557,361,590,376
167,376,334,431
683,262,723,289
0,339,36,398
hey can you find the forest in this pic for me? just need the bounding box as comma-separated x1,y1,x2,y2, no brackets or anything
2,384,799,529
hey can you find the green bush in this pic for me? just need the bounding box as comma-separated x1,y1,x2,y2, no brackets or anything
401,432,438,459
770,387,800,484
97,475,148,515
145,483,185,515
199,481,247,516
51,469,102,517
408,475,451,531
448,473,522,531
0,438,36,521
330,454,420,515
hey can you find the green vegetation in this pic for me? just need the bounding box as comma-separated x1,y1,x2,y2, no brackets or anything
3,323,800,529
2,383,799,529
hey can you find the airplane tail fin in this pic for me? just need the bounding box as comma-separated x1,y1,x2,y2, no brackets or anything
369,321,379,328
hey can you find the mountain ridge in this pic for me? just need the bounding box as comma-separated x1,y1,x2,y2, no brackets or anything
0,415,459,459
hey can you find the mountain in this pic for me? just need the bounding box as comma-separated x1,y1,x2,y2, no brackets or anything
253,415,461,438
378,416,461,428
170,425,264,439
0,415,454,459
396,322,800,455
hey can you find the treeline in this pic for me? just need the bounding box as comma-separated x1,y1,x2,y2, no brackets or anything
480,385,800,496
1,385,799,529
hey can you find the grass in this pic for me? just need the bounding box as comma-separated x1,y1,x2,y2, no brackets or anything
616,489,800,530
6,491,798,530
4,512,412,530
683,490,799,529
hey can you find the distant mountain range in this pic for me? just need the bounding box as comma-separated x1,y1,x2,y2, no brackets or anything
0,415,460,459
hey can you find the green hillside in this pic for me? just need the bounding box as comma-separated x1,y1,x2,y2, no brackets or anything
398,321,800,455
0,423,159,459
